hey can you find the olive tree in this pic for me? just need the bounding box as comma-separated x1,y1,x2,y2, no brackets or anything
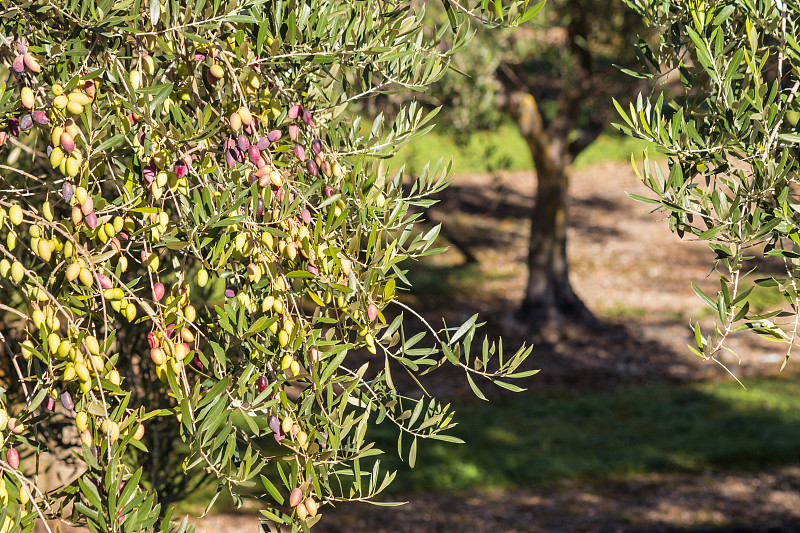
0,1,539,532
376,1,648,330
618,0,800,371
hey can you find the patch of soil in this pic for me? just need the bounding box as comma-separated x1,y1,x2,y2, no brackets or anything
413,161,792,388
187,468,800,532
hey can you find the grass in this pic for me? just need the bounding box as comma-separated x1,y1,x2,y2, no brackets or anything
365,378,800,494
388,120,657,176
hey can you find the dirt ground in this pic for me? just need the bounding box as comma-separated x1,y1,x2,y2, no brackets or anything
184,162,800,532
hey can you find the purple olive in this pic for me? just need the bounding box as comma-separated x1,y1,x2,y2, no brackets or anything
257,375,269,392
307,265,319,276
90,445,100,461
61,132,75,153
62,181,74,201
288,104,301,119
32,110,49,125
98,274,112,289
23,54,40,74
268,415,280,434
45,395,56,412
305,159,318,176
311,139,322,155
85,212,98,230
225,150,236,168
300,209,312,224
142,165,155,186
294,144,305,161
267,130,282,142
7,118,19,137
248,145,260,164
61,390,75,410
237,134,250,152
248,171,257,185
256,198,265,217
257,136,271,150
20,114,33,131
7,448,19,469
153,282,165,301
367,303,378,322
15,39,27,55
224,286,236,298
12,55,24,73
289,124,299,140
174,160,188,179
302,109,313,126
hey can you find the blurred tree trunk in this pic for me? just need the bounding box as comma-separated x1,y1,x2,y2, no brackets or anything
506,92,594,328
500,4,603,331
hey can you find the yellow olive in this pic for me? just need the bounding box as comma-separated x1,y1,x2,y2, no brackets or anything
57,339,71,360
21,87,35,109
66,100,84,115
68,91,92,106
78,267,93,287
63,363,76,381
10,261,24,283
129,69,142,90
53,94,68,110
42,200,54,221
8,204,23,225
48,332,60,354
75,362,90,382
20,339,35,360
76,411,88,432
66,262,81,281
84,334,100,356
281,416,293,434
125,303,137,322
65,155,81,178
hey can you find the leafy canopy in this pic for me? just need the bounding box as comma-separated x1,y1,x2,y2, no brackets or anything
619,0,800,373
0,1,539,532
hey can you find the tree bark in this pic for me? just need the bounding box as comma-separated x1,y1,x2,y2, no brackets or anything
506,92,593,329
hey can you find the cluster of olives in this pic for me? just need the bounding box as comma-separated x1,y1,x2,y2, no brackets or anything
289,487,319,521
0,26,399,527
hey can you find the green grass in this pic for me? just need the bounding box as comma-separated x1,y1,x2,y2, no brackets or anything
174,379,800,515
388,121,657,176
366,378,800,493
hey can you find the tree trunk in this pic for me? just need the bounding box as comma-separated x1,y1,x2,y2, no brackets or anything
506,92,593,330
